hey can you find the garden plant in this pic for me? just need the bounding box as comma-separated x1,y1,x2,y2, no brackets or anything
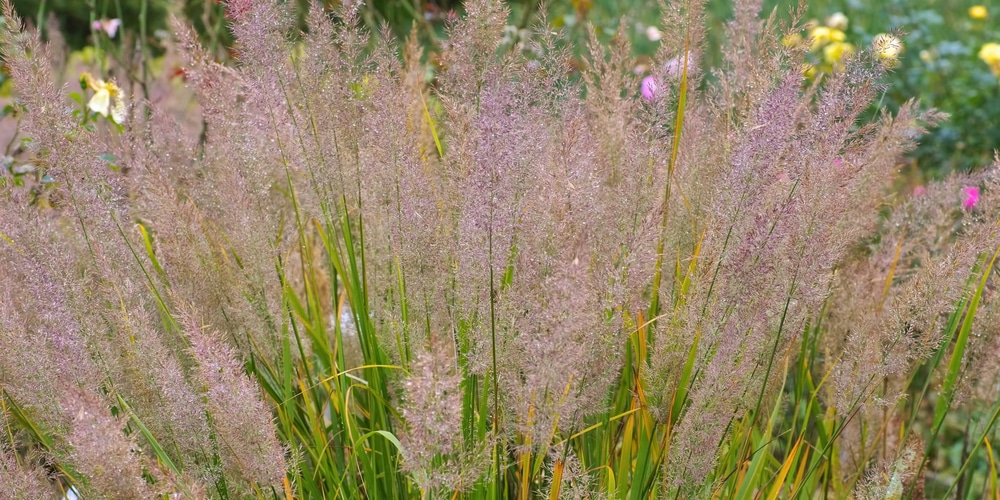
1,0,1000,498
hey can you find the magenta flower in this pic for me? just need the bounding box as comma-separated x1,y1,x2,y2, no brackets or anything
912,185,926,196
963,186,980,210
641,76,658,101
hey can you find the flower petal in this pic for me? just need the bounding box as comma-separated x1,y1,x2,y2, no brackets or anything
88,89,111,117
105,19,121,38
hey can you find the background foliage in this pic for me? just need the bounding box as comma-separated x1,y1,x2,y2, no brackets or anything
13,0,1000,176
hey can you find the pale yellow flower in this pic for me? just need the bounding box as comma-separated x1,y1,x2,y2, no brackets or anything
978,43,1000,76
979,43,1000,62
872,34,902,67
80,72,126,124
825,12,849,31
809,26,846,50
970,5,988,20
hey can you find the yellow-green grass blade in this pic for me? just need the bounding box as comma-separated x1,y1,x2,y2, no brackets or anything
116,394,181,475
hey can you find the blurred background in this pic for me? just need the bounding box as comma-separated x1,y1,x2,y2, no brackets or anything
6,0,1000,178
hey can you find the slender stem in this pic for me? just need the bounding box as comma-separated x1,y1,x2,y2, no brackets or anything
35,0,47,40
139,0,150,106
489,207,501,498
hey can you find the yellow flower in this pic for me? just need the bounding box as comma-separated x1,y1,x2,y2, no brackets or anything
80,72,126,124
782,33,803,48
872,34,902,67
823,41,855,65
809,26,845,50
979,43,1000,62
970,5,988,20
979,43,1000,76
825,12,849,31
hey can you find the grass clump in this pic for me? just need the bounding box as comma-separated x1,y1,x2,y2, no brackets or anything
0,0,998,498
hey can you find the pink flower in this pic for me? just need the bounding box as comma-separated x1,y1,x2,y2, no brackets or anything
91,18,121,38
963,186,980,210
664,52,696,78
912,185,926,196
641,76,658,101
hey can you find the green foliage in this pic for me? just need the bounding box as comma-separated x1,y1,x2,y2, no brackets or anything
772,0,1000,175
12,0,169,47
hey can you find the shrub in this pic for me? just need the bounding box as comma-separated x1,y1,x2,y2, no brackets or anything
0,0,998,498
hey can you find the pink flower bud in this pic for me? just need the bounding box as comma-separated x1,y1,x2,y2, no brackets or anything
912,185,926,196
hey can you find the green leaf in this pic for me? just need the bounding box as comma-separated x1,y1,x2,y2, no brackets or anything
932,246,998,432
116,395,182,475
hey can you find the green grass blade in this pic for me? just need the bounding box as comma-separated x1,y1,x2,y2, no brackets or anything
932,246,997,432
116,394,182,476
